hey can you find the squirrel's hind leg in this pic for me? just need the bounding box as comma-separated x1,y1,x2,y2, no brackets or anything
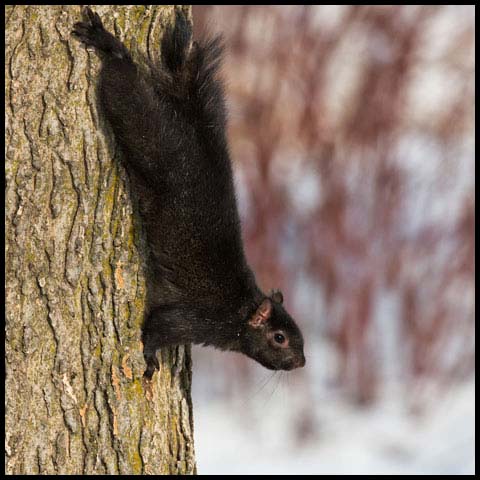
72,7,131,61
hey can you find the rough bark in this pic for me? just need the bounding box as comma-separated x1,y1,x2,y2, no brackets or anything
5,5,196,475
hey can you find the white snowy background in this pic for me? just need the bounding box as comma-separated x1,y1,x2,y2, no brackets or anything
192,348,474,475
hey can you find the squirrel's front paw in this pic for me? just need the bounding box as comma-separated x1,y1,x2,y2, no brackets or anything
144,351,160,380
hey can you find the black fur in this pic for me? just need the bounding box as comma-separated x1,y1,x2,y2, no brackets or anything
72,8,305,378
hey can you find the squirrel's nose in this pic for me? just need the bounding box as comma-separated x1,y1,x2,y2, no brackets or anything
285,354,305,370
295,354,306,368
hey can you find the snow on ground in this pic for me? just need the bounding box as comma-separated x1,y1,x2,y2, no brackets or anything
192,379,475,475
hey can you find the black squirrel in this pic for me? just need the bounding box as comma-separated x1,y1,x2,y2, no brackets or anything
72,8,305,379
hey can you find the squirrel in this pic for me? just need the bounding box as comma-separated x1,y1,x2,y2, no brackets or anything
72,7,305,379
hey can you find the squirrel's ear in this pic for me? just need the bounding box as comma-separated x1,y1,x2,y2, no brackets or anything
248,299,272,328
271,289,284,304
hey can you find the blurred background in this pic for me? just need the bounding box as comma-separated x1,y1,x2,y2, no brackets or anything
190,5,475,475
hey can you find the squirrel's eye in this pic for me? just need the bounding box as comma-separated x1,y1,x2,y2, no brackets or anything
274,333,286,344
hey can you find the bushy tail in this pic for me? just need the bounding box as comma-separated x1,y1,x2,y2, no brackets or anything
158,11,226,127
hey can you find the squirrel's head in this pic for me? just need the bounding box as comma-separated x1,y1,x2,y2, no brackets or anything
240,291,305,371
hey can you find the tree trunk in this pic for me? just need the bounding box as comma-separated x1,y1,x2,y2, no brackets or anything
5,5,196,475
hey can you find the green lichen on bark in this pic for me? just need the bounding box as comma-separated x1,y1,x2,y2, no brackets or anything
5,5,196,475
